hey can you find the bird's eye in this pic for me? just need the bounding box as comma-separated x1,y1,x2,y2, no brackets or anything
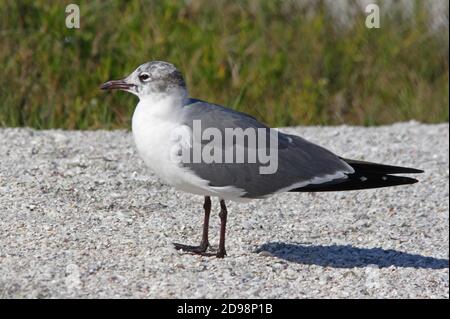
139,73,150,82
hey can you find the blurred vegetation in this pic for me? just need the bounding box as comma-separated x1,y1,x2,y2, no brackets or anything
0,0,448,129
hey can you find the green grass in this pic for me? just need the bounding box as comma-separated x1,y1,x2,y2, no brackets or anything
0,0,448,129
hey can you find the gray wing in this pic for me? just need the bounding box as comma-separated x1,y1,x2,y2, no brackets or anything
180,99,353,198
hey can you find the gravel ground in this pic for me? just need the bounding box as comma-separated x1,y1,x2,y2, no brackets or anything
0,122,448,298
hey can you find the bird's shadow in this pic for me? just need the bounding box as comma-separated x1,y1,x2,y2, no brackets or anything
256,242,449,269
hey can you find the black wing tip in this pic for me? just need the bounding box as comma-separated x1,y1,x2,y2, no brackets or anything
290,174,420,192
341,157,424,175
392,166,424,174
400,176,419,184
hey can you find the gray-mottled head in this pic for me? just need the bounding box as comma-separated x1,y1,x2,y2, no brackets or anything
100,61,186,99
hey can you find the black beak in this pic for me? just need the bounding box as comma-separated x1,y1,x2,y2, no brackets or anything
100,79,135,91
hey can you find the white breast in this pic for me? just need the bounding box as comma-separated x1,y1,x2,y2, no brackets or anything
131,96,249,201
132,97,184,185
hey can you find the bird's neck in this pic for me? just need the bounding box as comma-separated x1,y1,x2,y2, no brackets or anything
135,89,188,122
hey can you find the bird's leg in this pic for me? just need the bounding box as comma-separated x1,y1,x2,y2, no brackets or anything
198,196,211,250
216,200,228,258
173,196,211,254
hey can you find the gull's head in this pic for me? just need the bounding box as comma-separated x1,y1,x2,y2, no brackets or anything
100,61,186,100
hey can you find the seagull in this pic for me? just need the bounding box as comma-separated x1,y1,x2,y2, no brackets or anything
101,61,423,258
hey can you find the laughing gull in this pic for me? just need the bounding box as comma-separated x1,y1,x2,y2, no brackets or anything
101,61,423,258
